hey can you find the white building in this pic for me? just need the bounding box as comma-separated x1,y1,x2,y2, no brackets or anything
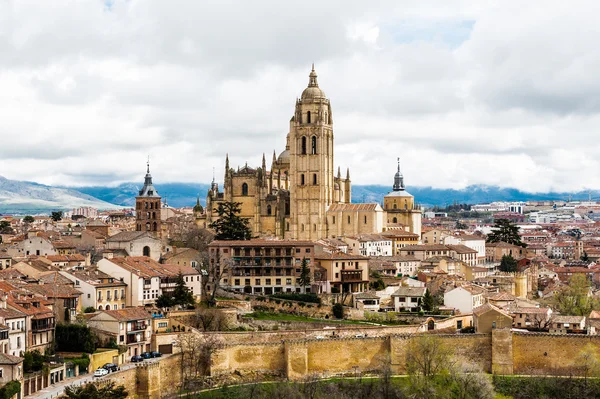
391,287,426,312
98,257,201,307
443,285,485,314
105,231,163,262
344,234,393,257
443,235,486,264
0,304,26,357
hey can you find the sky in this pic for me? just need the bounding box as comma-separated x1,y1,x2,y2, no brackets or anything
1,0,600,192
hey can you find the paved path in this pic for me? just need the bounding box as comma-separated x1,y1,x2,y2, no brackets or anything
27,356,170,399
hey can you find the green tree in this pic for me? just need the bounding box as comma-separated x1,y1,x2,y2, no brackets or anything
297,257,311,293
55,323,97,353
554,274,599,316
64,380,128,399
156,293,175,309
172,272,196,308
582,251,590,262
83,306,96,314
486,218,526,247
50,211,63,222
0,221,13,234
23,215,35,223
422,288,435,313
332,303,344,319
370,278,385,291
499,254,518,273
208,202,252,240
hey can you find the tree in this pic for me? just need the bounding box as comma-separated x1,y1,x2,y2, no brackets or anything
203,248,230,307
208,202,252,240
406,335,454,378
172,272,196,308
0,221,13,234
50,211,63,222
175,333,224,390
554,274,599,316
370,278,385,291
486,218,526,247
332,303,344,319
422,289,435,313
297,257,311,293
156,294,175,309
23,215,34,223
499,255,518,273
185,227,214,253
582,251,590,262
190,307,226,331
65,381,128,399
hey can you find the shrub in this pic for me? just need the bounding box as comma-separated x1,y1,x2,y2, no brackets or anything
332,303,344,319
83,306,96,313
0,381,20,399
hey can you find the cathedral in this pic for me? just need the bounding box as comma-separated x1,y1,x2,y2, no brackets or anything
198,66,421,240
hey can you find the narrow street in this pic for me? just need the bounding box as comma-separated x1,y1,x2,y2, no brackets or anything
27,356,169,399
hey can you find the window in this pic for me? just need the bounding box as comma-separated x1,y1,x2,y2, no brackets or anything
313,174,317,185
276,279,281,285
300,174,305,185
307,111,311,123
266,279,271,285
301,136,307,154
311,136,317,154
113,305,117,310
234,279,240,286
286,278,292,285
364,216,367,224
306,248,311,253
255,279,260,285
347,216,351,224
267,205,272,216
301,224,305,232
393,217,397,223
242,183,249,196
296,248,301,253
313,224,317,232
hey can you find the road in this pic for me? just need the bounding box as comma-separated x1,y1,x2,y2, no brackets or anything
27,356,169,399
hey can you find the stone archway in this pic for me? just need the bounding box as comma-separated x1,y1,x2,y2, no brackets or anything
426,318,435,331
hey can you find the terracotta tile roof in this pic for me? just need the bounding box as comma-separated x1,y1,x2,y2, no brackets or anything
96,307,151,322
392,287,426,297
401,244,449,252
161,248,200,260
446,244,478,254
106,231,152,242
106,257,199,279
210,239,314,247
327,203,381,212
0,307,26,320
0,353,23,365
314,252,368,260
45,254,86,263
23,282,82,299
63,269,127,287
52,241,76,249
553,315,585,324
473,302,511,317
513,307,550,315
381,230,419,238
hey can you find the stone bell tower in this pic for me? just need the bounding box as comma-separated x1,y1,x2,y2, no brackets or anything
135,160,162,238
289,65,335,240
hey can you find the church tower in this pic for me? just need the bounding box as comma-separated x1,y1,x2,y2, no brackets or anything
383,159,421,236
135,160,162,237
289,66,335,240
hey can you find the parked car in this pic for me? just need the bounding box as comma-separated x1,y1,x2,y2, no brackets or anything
93,368,109,377
102,363,118,372
151,351,162,358
131,355,143,363
141,352,152,359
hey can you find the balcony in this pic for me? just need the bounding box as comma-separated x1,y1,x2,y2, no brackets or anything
126,334,144,344
32,318,55,332
340,270,366,283
127,322,147,332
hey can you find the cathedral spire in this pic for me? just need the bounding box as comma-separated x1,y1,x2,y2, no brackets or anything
308,64,318,87
393,157,405,191
272,150,277,169
262,153,266,171
139,159,159,197
225,153,229,171
346,168,350,181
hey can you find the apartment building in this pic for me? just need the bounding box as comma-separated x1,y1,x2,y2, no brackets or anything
88,307,152,358
209,240,315,294
314,251,369,294
60,268,127,311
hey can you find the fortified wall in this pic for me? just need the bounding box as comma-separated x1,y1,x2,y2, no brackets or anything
211,330,600,381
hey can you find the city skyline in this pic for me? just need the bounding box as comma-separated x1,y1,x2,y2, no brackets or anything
1,1,599,192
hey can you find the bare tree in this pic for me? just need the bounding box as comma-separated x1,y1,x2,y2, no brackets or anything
185,227,215,253
203,249,231,306
190,307,226,331
527,312,553,331
405,334,454,378
175,332,224,390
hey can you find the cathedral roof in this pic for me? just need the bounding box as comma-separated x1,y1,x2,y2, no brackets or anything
301,65,326,100
277,150,290,164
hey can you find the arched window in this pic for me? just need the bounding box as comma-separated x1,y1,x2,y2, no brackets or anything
145,222,150,231
152,212,156,219
242,182,248,196
393,217,398,223
145,202,148,209
105,305,111,311
404,200,408,210
312,174,317,185
311,136,317,154
301,136,307,155
347,216,351,224
143,246,151,257
313,224,317,232
136,224,141,231
393,204,397,210
307,111,311,123
267,205,272,216
300,174,305,185
301,224,305,232
153,222,157,231
98,306,102,310
150,202,153,210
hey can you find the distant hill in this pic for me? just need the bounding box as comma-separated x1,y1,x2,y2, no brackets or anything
73,182,599,209
0,176,121,215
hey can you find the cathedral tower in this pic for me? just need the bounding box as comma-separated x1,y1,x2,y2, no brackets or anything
135,160,162,237
383,159,421,236
289,66,335,240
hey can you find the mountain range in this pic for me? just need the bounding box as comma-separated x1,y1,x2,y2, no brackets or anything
1,175,598,215
0,176,121,215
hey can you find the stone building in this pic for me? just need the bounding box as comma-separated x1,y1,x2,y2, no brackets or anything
135,162,162,238
199,66,421,240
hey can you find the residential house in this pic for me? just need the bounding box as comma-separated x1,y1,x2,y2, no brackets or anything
208,240,315,295
87,307,152,358
314,251,369,294
443,285,485,314
343,234,393,257
473,303,513,333
22,281,82,323
485,242,525,263
380,230,420,254
391,287,426,312
7,232,57,258
97,257,200,306
0,301,26,357
549,315,586,334
0,254,12,270
60,268,127,311
421,229,450,245
445,245,478,266
105,231,163,261
370,256,420,277
353,292,380,312
444,235,487,264
462,265,489,281
511,307,553,330
421,256,462,276
161,247,201,268
0,353,23,398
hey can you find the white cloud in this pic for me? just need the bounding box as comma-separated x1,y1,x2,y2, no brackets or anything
0,0,599,193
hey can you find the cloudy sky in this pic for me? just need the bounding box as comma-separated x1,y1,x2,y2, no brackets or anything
1,0,599,192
